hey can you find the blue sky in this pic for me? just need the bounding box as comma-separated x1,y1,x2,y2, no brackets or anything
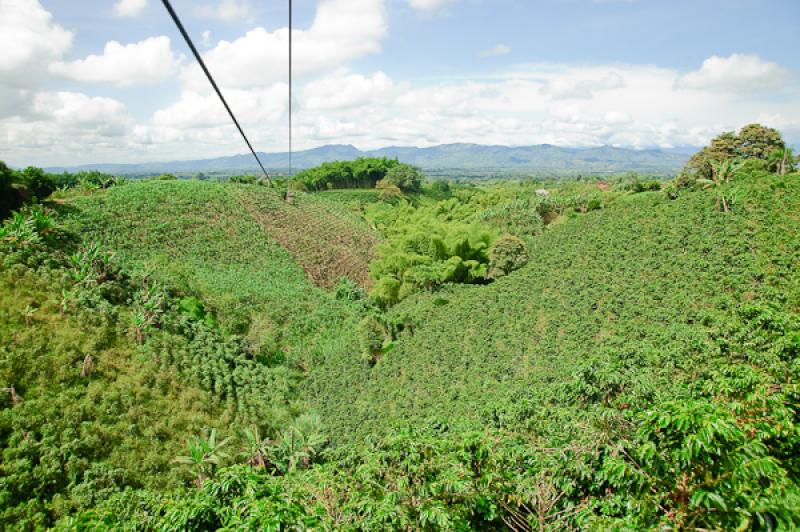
1,0,798,166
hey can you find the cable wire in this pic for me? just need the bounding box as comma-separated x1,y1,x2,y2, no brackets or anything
289,0,293,177
160,0,271,184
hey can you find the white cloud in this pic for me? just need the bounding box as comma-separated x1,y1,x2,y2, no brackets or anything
0,0,73,86
304,69,397,110
181,0,387,90
32,91,130,131
153,84,287,128
45,57,796,166
195,0,254,22
676,53,791,93
548,71,626,99
202,31,212,47
0,91,133,165
479,44,511,58
49,37,182,87
112,0,147,18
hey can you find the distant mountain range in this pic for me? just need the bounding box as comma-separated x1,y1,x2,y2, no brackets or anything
46,143,695,177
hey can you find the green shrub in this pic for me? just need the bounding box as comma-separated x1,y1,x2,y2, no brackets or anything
19,166,56,200
0,162,21,219
358,315,386,365
369,215,493,306
381,164,424,193
230,175,258,185
488,234,528,279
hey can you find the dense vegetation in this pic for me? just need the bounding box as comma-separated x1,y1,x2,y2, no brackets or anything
289,157,426,192
2,124,800,530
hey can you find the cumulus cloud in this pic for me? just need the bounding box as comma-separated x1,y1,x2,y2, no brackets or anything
32,91,130,131
1,91,132,164
0,0,73,86
49,37,182,86
112,0,148,18
479,44,511,58
153,84,287,128
2,0,798,167
195,0,254,22
303,69,397,110
676,54,791,93
180,0,386,90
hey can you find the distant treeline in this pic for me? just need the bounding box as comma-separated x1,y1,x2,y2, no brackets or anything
290,157,425,193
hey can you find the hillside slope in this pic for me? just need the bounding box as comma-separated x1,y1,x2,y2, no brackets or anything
310,174,800,442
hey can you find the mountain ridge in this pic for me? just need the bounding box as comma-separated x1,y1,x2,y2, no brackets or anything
45,143,694,176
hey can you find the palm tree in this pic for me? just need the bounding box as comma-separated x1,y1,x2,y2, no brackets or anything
699,158,742,213
174,428,231,487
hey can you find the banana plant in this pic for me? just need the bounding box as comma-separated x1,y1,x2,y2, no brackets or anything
241,425,273,468
698,158,743,213
174,428,231,487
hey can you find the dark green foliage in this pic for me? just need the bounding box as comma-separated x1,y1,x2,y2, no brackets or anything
358,314,386,365
0,162,24,218
291,157,399,191
625,179,662,193
229,174,258,185
429,179,451,196
380,163,424,193
488,234,528,279
18,166,56,200
678,123,786,186
737,123,785,160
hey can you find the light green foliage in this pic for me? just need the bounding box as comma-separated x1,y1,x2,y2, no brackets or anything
4,156,800,530
368,200,494,306
488,234,528,279
306,172,800,528
0,229,234,527
0,188,356,527
174,428,232,486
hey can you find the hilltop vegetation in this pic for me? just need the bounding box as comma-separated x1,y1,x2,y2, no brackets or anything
2,124,800,530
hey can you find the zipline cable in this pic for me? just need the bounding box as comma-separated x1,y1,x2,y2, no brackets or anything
289,0,293,177
160,0,271,184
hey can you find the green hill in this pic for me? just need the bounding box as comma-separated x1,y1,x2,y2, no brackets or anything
66,180,377,364
310,174,800,441
2,167,799,530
